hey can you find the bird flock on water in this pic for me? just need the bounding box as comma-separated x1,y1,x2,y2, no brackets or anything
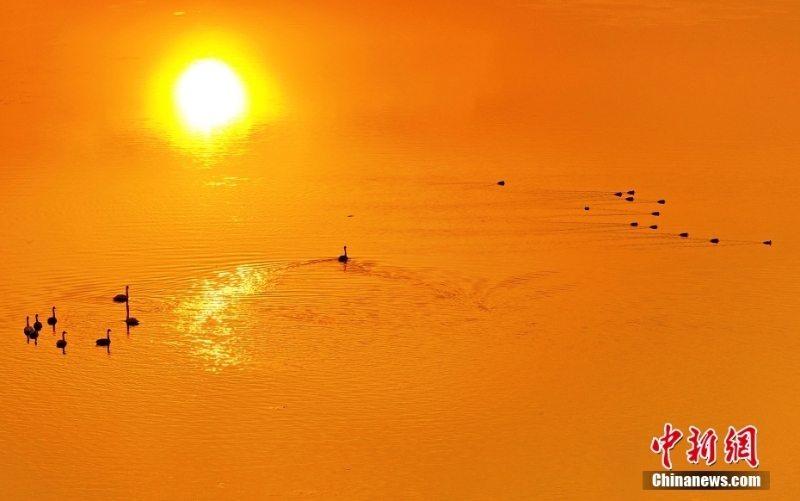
23,286,140,354
18,182,771,355
497,181,773,246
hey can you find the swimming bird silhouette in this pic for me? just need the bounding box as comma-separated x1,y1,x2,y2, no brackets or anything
497,180,505,186
125,303,139,326
627,190,635,195
24,317,34,342
47,306,57,330
650,225,658,230
33,314,43,333
614,192,622,197
338,246,349,263
657,199,666,204
56,331,67,349
710,238,719,244
96,329,111,347
763,240,772,246
631,222,639,227
625,197,634,202
113,286,129,304
651,211,660,216
584,206,590,211
29,330,39,345
679,232,689,238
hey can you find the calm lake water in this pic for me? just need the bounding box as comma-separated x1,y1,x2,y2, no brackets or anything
1,1,799,499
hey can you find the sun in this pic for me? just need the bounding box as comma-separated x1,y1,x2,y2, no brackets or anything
174,59,247,133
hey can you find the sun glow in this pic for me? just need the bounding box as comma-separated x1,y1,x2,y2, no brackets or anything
175,59,247,133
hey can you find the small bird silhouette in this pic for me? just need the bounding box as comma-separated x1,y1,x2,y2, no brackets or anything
584,206,590,211
56,331,67,349
650,225,658,230
614,192,623,197
113,286,129,304
47,306,57,330
679,232,689,238
125,303,139,326
24,317,34,342
657,199,666,204
627,190,635,195
651,211,660,216
710,238,719,244
497,180,505,186
96,329,111,347
625,197,634,202
763,240,772,246
631,222,639,227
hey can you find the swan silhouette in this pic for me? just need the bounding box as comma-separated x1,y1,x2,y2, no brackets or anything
33,314,43,333
125,302,139,326
47,306,57,331
96,329,111,347
56,331,67,349
338,246,349,263
24,317,34,342
113,286,129,304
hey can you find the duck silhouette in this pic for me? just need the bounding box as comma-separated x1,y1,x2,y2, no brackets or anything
763,240,772,246
710,238,719,244
651,211,660,216
657,199,666,204
625,197,634,202
679,232,689,238
614,192,622,197
627,190,635,195
497,180,505,186
649,225,658,230
631,222,639,227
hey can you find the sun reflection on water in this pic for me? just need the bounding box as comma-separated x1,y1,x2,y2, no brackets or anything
172,264,284,371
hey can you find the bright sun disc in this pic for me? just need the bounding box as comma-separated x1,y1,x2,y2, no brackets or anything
175,59,247,132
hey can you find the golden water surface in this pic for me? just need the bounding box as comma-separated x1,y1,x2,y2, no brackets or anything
1,1,798,499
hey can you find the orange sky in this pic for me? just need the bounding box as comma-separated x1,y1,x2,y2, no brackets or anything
2,0,799,162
